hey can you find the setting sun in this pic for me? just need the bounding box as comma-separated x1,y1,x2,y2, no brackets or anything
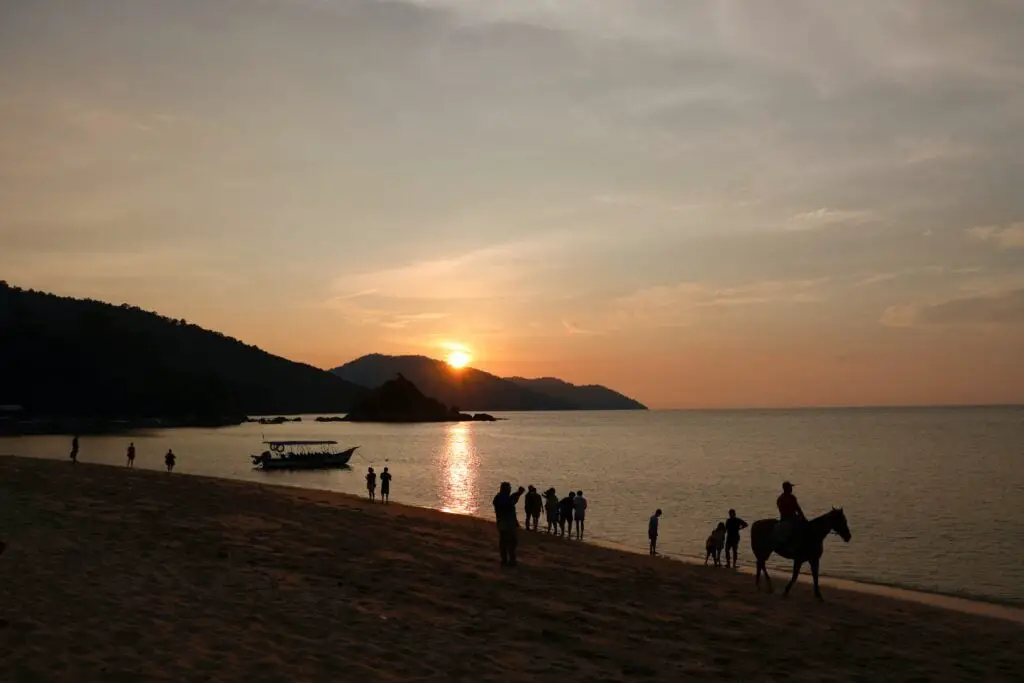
446,350,472,369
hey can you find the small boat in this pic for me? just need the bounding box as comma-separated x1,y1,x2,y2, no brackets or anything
251,440,358,471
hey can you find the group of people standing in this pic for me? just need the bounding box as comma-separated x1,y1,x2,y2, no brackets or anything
703,509,748,568
364,466,392,503
68,436,176,472
529,486,588,539
491,483,588,566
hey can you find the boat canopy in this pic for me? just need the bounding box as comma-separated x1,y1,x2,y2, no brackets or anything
264,440,339,446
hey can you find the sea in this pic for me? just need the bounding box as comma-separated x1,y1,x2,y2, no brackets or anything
3,406,1022,606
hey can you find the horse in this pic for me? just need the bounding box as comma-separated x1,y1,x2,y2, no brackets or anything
750,507,851,601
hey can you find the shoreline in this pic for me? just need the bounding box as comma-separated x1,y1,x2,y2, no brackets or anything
588,539,1024,625
4,452,1021,619
2,455,1021,681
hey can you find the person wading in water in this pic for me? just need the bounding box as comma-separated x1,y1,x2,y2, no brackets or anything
492,482,525,566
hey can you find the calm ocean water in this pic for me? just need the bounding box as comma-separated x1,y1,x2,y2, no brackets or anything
3,407,1023,604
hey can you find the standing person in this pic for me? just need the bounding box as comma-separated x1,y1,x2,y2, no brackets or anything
558,491,576,538
379,467,392,504
705,522,726,567
126,442,136,469
164,449,176,472
69,435,79,464
573,490,588,540
492,482,525,566
366,467,377,501
523,485,542,531
724,509,748,568
648,509,662,555
543,488,559,534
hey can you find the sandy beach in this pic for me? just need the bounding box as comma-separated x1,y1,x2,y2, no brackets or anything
1,456,1021,682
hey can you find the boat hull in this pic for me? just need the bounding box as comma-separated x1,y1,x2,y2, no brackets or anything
252,446,357,471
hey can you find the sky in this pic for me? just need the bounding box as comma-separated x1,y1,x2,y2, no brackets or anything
2,0,1023,409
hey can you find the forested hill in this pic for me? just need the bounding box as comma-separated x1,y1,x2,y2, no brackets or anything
0,282,365,420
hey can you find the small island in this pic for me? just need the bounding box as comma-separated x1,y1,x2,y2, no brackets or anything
343,374,500,423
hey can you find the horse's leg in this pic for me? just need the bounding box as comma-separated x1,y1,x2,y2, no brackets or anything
755,562,761,590
810,558,823,601
783,560,803,597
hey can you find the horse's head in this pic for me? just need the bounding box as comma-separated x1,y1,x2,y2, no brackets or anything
830,507,852,542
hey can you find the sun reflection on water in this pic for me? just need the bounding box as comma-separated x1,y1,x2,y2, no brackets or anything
439,422,478,515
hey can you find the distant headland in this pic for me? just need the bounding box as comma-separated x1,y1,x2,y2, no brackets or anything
332,354,646,412
0,282,644,434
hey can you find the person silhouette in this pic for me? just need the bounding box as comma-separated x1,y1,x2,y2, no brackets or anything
543,488,559,533
648,509,662,555
724,509,748,568
558,491,576,538
573,490,588,540
524,485,542,531
69,435,79,464
492,482,525,566
705,522,726,567
164,449,176,472
775,481,805,550
126,442,136,469
380,467,392,504
366,467,377,501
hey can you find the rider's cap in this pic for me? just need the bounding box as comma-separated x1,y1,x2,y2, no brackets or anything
783,480,794,488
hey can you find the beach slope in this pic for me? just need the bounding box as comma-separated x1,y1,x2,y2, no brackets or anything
1,456,1020,682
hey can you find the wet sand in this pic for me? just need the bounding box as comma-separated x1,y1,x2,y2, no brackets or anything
1,455,1021,682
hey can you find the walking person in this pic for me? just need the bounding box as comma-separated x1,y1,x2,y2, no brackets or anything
543,488,559,534
724,508,748,568
648,509,662,555
380,467,392,504
558,491,576,538
366,467,377,501
69,435,79,464
126,442,136,469
523,485,542,531
164,449,176,472
492,482,525,567
573,490,588,540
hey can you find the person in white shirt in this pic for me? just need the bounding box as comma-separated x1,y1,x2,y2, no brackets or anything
573,490,588,540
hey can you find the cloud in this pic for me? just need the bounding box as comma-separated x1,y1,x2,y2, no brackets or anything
598,277,829,331
790,208,877,231
562,320,601,336
323,293,450,329
967,222,1024,249
881,288,1024,328
330,241,549,301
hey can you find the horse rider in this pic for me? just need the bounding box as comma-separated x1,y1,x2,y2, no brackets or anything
775,481,805,549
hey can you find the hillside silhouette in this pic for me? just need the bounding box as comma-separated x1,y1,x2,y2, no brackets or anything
332,354,645,411
506,376,646,410
0,282,365,424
